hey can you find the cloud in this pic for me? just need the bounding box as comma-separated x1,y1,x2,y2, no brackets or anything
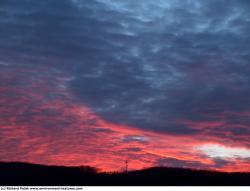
121,135,149,143
2,0,250,136
67,0,250,137
155,157,208,169
1,0,250,171
196,144,250,159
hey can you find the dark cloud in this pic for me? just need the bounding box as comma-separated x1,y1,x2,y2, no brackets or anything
1,0,250,137
121,135,148,143
122,147,142,152
213,159,232,168
155,157,208,169
156,157,238,170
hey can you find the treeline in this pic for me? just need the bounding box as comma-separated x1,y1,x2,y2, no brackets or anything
1,162,250,186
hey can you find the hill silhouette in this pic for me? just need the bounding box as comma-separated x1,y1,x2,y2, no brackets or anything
1,162,250,186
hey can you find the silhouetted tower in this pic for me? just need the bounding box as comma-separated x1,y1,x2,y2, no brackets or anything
125,160,128,173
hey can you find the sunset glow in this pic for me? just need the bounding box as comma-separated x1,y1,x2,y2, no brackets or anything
1,0,250,173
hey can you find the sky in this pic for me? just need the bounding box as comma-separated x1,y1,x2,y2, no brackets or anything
1,0,250,172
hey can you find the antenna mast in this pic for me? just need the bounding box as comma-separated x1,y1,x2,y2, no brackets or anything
125,160,128,173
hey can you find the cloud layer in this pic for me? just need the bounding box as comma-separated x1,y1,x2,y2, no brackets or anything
1,0,250,171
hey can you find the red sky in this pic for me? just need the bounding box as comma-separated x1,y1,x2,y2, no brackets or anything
1,0,250,173
1,66,250,172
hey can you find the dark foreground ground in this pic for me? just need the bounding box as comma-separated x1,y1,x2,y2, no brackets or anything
1,162,250,186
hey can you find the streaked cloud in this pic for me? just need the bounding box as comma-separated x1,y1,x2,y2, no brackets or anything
1,0,250,172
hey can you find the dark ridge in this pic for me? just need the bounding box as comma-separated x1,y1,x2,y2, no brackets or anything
1,161,250,186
